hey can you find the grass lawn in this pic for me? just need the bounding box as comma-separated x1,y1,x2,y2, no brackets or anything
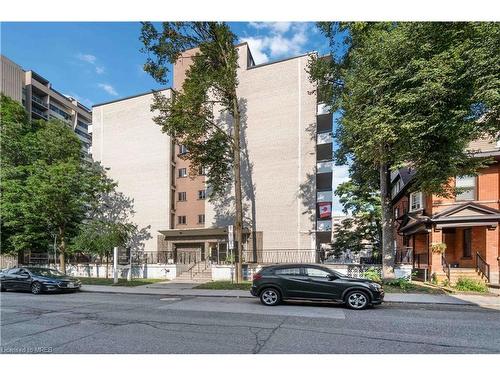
78,277,165,287
382,281,446,294
194,281,252,290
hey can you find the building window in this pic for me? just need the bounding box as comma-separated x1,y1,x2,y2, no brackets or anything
198,189,206,200
409,192,423,211
463,228,472,258
178,192,187,201
198,214,205,224
179,144,188,155
198,166,205,176
394,207,400,219
391,179,403,198
177,216,187,225
455,175,476,201
178,168,187,178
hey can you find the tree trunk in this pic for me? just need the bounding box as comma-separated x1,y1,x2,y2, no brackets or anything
379,162,395,279
58,228,66,274
232,96,244,283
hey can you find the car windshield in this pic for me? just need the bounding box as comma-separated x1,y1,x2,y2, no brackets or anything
27,268,66,277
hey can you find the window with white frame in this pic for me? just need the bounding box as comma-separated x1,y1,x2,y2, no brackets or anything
177,216,187,225
198,189,206,200
409,192,423,211
198,214,205,224
455,175,476,201
178,192,187,201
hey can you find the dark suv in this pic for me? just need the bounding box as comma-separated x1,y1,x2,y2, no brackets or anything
250,264,383,310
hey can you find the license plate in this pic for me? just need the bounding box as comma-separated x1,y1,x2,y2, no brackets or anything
67,282,74,288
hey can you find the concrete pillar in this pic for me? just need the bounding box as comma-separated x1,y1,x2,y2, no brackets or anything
485,226,499,284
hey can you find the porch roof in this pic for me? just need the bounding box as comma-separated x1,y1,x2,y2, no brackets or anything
432,202,500,229
159,227,251,239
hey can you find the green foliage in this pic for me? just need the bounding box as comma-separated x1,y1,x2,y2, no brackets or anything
384,277,412,292
140,22,240,198
431,273,438,285
454,277,488,293
363,267,382,283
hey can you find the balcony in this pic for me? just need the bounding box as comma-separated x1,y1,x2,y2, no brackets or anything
317,113,333,134
31,107,47,120
317,142,333,162
31,95,48,109
317,219,332,232
317,103,331,116
317,160,333,174
317,131,333,145
317,190,333,203
316,172,333,191
50,109,72,125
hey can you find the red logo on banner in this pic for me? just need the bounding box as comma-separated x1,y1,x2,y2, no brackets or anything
319,202,332,219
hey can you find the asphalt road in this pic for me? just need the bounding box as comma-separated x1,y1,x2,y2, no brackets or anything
1,290,499,354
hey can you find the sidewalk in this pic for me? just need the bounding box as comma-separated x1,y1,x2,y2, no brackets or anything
80,283,500,309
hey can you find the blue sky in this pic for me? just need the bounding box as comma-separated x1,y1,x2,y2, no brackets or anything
0,21,348,215
0,22,330,107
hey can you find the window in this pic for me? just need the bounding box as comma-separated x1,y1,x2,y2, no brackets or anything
178,168,187,178
463,228,472,258
394,207,400,219
198,166,205,176
305,267,331,278
274,267,301,276
391,179,403,198
455,175,476,201
410,192,423,211
179,144,188,155
177,216,187,225
198,214,205,224
198,190,206,200
178,192,187,201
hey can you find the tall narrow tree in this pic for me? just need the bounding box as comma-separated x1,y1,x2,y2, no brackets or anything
140,22,245,281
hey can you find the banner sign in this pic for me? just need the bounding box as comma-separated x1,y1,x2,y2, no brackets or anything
318,202,332,219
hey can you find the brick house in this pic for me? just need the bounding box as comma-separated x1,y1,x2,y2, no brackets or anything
391,138,500,285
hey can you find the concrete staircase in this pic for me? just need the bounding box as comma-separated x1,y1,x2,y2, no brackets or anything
448,268,488,285
174,260,212,283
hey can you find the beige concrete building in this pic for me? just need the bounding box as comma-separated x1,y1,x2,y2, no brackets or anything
0,55,92,160
92,43,334,264
92,90,173,254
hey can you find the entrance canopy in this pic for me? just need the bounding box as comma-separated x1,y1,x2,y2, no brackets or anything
159,227,251,241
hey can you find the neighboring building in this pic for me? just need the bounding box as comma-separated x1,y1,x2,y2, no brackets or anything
392,137,500,284
92,43,335,264
0,55,92,160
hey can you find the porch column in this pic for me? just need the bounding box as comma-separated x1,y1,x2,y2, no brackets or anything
430,228,446,280
485,226,499,284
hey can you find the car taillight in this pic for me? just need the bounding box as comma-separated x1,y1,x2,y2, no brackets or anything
252,273,262,281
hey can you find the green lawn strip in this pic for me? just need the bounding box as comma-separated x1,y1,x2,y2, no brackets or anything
382,282,445,295
193,281,252,290
79,277,165,287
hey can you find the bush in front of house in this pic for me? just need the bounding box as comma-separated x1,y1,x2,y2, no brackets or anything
363,267,382,284
454,277,488,293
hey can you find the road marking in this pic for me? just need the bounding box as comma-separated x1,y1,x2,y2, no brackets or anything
159,298,181,301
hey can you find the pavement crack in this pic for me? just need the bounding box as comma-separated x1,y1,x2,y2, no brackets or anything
252,317,287,354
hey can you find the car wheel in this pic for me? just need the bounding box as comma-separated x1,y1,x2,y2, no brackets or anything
259,288,281,306
345,290,369,310
31,282,42,295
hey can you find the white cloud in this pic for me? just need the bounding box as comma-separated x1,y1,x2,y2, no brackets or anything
77,53,97,64
242,22,312,64
98,83,118,96
77,53,105,74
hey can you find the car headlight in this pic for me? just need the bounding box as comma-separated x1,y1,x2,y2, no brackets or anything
368,282,382,291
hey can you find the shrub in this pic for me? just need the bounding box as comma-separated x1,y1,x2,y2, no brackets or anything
363,267,382,283
454,277,488,293
384,277,412,291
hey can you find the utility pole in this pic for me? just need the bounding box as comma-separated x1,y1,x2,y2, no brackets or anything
113,246,118,284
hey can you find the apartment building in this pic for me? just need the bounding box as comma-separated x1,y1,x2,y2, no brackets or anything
0,55,92,159
392,137,500,284
92,43,334,264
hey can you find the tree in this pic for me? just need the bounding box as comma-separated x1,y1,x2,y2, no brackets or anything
0,95,110,272
331,178,381,259
309,22,499,278
140,22,246,282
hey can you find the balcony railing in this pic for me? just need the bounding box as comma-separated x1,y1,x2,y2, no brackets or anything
395,247,413,264
31,107,47,119
317,132,333,145
32,95,48,108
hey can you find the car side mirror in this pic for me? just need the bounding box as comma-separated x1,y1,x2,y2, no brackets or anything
327,274,336,281
19,273,30,279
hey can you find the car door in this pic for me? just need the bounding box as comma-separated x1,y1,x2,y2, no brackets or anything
15,269,32,290
1,268,17,289
301,267,342,300
273,267,308,298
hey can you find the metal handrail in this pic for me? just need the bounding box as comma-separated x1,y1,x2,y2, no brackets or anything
476,252,490,282
441,254,451,281
395,247,413,264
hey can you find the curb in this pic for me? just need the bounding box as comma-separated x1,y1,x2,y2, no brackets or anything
79,288,479,306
